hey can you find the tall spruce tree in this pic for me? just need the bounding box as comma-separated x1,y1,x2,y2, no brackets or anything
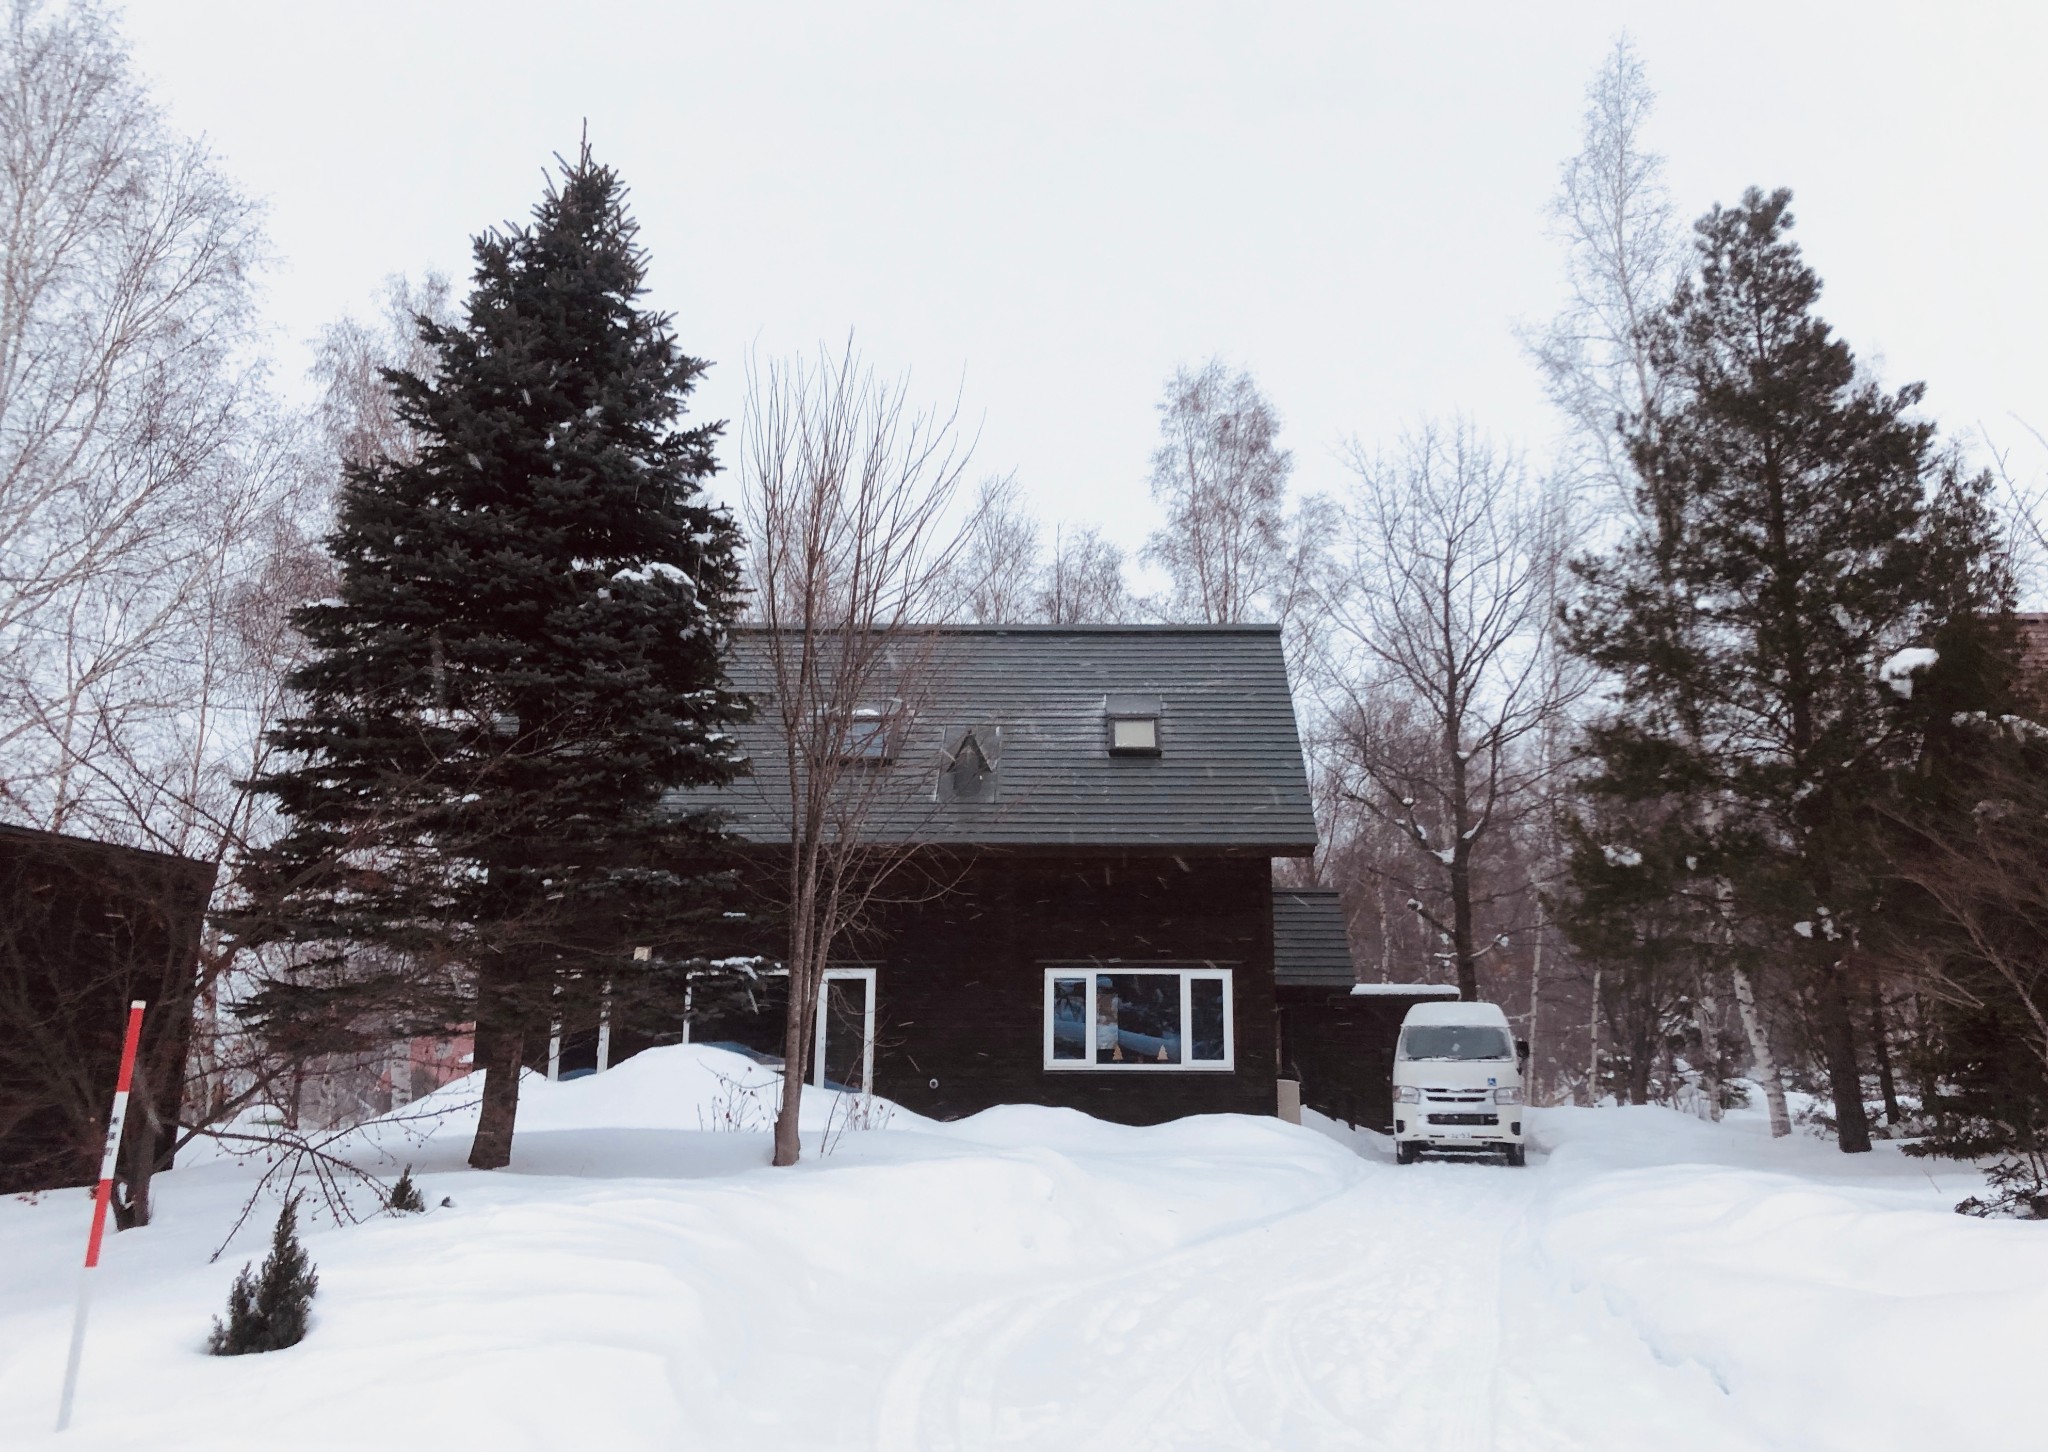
1567,188,2007,1153
226,145,746,1169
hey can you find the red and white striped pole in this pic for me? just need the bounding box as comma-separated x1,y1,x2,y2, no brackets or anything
55,999,145,1434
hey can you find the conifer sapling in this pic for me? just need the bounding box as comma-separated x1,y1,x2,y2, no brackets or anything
207,1195,319,1355
387,1165,425,1214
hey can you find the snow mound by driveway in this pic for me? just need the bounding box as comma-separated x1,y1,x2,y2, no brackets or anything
0,1046,2035,1450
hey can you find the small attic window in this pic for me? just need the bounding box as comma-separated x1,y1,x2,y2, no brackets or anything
1105,693,1162,756
837,706,898,763
1111,717,1157,753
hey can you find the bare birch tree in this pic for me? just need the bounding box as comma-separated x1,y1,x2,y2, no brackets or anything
310,272,457,471
955,472,1041,623
740,341,976,1167
1143,360,1327,632
0,0,280,840
1039,524,1132,624
1317,424,1576,1002
955,474,1135,626
1527,33,1680,515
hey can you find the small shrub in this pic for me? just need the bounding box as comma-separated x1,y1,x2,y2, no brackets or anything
1955,1157,2048,1219
207,1195,319,1355
387,1166,425,1214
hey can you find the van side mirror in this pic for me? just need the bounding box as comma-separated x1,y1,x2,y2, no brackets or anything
1515,1038,1530,1062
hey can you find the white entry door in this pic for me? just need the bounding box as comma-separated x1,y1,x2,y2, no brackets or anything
815,968,876,1092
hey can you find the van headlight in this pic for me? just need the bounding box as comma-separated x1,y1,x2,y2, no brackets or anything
1494,1087,1523,1105
1394,1086,1420,1104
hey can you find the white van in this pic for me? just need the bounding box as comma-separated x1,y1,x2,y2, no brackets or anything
1391,1000,1528,1165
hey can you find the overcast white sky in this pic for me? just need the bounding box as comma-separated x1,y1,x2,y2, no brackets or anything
122,2,2048,555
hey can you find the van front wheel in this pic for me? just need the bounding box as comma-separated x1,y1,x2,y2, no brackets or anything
1396,1141,1417,1165
1505,1144,1526,1167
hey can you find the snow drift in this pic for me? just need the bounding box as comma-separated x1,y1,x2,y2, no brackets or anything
0,1045,2033,1450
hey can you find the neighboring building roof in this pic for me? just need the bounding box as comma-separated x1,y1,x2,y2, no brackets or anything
0,819,220,891
699,623,1318,854
1273,888,1355,985
1272,885,1465,994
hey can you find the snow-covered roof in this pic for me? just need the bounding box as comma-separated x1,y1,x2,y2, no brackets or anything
1399,999,1510,1026
1351,982,1461,998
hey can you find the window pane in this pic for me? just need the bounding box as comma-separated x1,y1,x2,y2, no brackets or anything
689,974,788,1066
822,977,870,1091
1190,978,1226,1061
1399,1025,1512,1061
1095,973,1181,1064
1111,717,1157,752
1050,977,1088,1060
842,717,890,761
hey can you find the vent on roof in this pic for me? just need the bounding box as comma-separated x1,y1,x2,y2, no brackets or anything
940,724,1000,803
1105,693,1162,756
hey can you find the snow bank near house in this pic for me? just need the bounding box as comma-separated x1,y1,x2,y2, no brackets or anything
1505,1105,2048,1452
0,1046,2038,1450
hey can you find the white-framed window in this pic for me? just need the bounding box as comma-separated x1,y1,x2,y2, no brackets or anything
1105,692,1163,756
1042,966,1233,1071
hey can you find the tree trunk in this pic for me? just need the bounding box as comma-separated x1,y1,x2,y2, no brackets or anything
1694,975,1725,1121
1526,902,1546,1104
1731,964,1791,1137
1816,959,1873,1153
111,1059,157,1230
1869,975,1902,1127
773,955,816,1168
1587,964,1602,1105
1626,997,1652,1105
1449,852,1479,1001
468,1019,525,1170
1910,990,1941,1109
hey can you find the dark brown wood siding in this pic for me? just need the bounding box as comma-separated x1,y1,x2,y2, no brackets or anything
0,825,214,1192
1276,986,1420,1132
868,853,1279,1124
606,849,1283,1125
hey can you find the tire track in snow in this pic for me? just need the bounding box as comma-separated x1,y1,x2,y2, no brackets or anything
874,1157,1532,1451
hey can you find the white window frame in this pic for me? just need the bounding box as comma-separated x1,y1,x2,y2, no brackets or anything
683,965,876,1091
812,966,877,1091
1042,965,1234,1072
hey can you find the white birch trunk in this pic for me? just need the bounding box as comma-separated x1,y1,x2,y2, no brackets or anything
1731,964,1791,1137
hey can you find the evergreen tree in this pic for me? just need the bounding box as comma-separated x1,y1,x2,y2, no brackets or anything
208,1195,319,1354
1878,620,2048,1214
387,1165,425,1214
224,145,747,1169
1568,188,2009,1152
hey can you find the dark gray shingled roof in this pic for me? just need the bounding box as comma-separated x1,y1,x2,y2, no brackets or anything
695,623,1317,853
1272,887,1358,986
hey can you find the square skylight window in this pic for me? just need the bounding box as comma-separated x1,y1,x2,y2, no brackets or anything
1110,715,1159,754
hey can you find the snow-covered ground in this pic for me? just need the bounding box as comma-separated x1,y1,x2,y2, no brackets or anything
0,1047,2034,1450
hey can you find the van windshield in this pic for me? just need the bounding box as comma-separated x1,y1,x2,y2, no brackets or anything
1401,1025,1512,1062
